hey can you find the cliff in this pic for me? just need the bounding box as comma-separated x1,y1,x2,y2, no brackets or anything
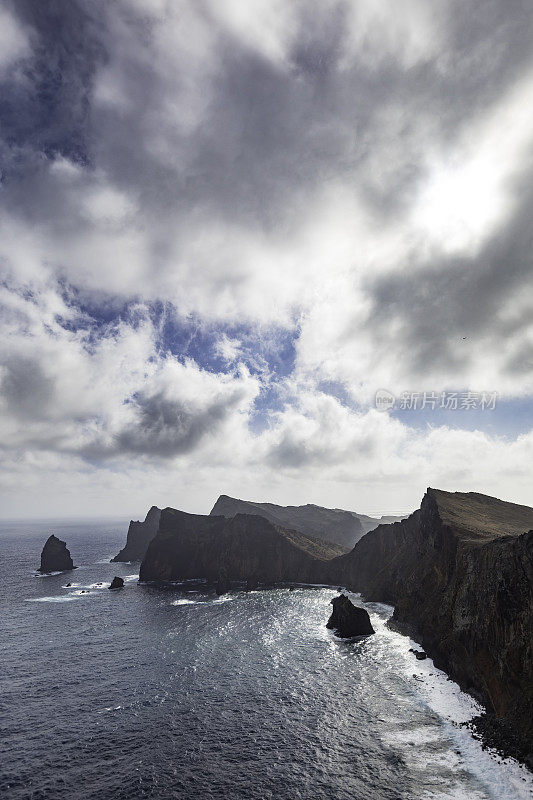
210,495,366,551
140,507,344,584
38,535,74,572
112,506,161,562
331,488,533,763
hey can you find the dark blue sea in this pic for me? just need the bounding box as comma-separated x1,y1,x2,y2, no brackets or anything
1,521,532,800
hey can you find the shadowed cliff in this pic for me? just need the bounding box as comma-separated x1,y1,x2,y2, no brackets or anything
112,506,161,562
139,507,344,584
210,495,373,550
329,488,533,764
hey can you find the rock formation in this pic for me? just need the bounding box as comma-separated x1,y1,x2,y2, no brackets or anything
210,495,366,551
331,488,533,764
326,594,375,638
112,506,161,562
109,576,124,590
38,535,74,573
140,508,344,585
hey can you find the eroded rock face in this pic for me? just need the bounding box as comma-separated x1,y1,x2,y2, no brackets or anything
112,506,161,562
109,576,124,590
38,535,74,573
139,508,342,585
210,495,364,551
326,594,375,638
332,488,533,763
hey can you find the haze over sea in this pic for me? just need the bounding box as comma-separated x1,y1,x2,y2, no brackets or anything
2,522,532,800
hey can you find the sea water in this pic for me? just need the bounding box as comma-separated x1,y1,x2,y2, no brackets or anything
1,522,532,800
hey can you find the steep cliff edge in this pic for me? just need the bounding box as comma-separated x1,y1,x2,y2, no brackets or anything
332,488,533,763
112,506,161,562
140,507,343,584
210,495,365,551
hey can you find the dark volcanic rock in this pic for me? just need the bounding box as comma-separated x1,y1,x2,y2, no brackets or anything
210,495,364,551
140,508,342,585
109,576,124,590
326,594,375,638
331,487,533,763
410,648,427,660
112,506,161,562
38,535,74,573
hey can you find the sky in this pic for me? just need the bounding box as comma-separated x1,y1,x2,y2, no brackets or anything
1,0,533,519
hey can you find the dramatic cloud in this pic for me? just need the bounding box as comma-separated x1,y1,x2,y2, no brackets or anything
1,0,533,516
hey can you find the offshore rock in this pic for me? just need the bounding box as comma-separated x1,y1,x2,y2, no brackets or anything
38,535,74,573
326,594,375,638
112,506,161,562
109,576,124,590
331,488,533,763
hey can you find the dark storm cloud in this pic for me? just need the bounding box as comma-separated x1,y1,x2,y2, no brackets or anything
0,356,55,419
2,0,532,233
114,390,239,458
0,0,105,171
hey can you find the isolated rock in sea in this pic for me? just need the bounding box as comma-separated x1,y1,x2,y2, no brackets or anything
326,594,375,638
109,576,124,590
410,648,427,660
38,535,74,573
112,506,161,562
332,487,533,762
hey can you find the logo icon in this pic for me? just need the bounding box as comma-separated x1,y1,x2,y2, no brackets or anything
375,389,395,412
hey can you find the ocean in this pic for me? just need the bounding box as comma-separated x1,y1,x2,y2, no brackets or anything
1,521,532,800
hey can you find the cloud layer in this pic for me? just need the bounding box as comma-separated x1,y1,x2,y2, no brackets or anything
1,0,533,516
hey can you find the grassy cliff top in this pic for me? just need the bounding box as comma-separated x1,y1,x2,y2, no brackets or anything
428,488,533,541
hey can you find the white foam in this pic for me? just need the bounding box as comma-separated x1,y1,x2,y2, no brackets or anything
171,598,199,606
365,601,533,800
26,596,77,603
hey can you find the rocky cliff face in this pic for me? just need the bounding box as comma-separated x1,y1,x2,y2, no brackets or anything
140,508,343,584
112,506,161,562
331,488,533,763
210,495,365,551
38,535,74,572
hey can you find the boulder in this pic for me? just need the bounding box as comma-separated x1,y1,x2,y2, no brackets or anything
109,576,124,590
326,594,375,638
38,535,74,573
410,648,427,660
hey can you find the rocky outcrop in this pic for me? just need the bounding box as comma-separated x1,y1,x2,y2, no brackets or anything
112,506,161,562
140,508,344,585
38,535,74,573
331,488,533,764
210,495,366,551
326,594,375,638
109,576,124,590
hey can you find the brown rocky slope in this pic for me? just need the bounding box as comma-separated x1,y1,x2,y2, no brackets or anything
328,488,533,764
210,495,366,550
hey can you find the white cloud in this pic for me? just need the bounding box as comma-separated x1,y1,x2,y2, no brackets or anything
0,7,31,73
1,0,533,516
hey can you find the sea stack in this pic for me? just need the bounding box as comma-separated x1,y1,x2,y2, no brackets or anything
109,576,124,590
326,594,375,638
38,535,74,573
